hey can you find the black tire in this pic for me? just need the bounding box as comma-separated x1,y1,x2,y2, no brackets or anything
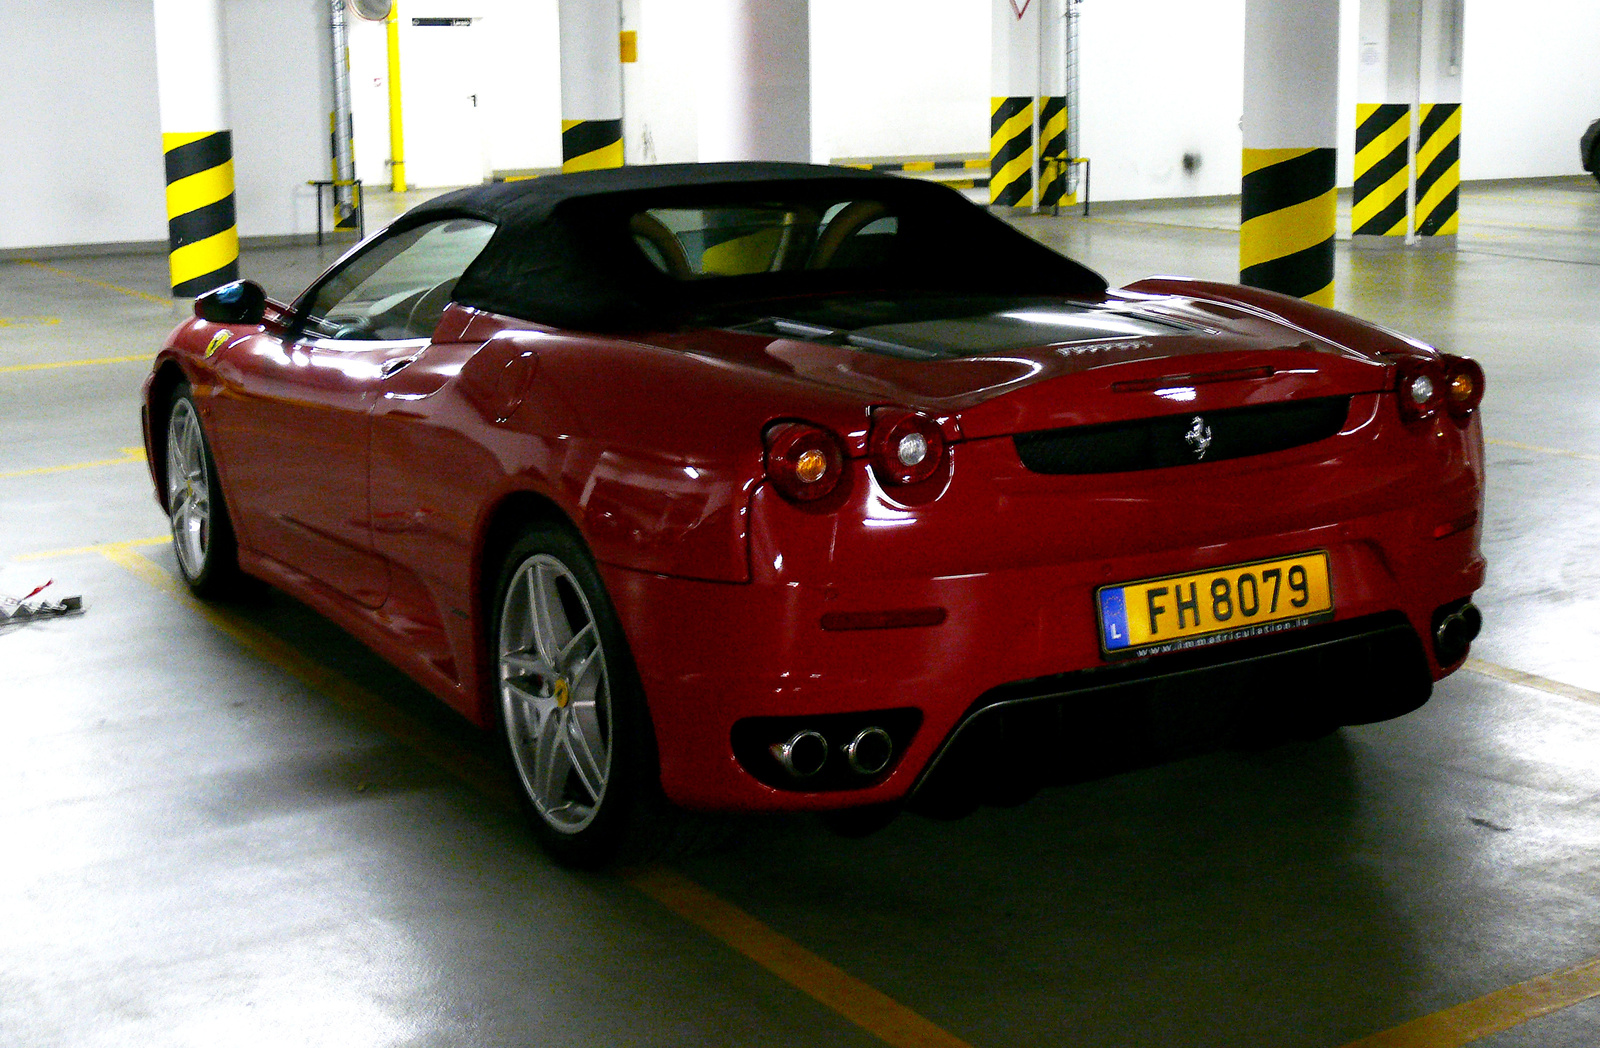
491,523,721,867
164,382,243,597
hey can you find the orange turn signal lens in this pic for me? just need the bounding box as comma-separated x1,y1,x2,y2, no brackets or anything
764,421,846,503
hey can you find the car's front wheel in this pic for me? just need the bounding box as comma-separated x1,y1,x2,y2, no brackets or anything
165,382,241,596
493,525,664,867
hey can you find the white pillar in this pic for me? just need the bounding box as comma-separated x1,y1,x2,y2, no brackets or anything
697,0,811,163
1415,0,1462,243
152,0,239,296
1353,0,1418,243
989,0,1039,208
1240,0,1339,306
559,0,624,170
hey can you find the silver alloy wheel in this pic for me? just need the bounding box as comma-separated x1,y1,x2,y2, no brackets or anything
499,553,613,834
166,398,211,580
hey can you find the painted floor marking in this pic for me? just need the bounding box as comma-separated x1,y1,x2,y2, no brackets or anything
1484,438,1600,464
13,535,168,562
0,352,155,375
628,866,975,1048
88,540,974,1048
17,258,170,304
95,541,516,806
0,447,146,480
1464,658,1600,709
1335,956,1600,1048
60,535,1600,1048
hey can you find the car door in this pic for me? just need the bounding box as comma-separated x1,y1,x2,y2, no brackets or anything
208,217,496,608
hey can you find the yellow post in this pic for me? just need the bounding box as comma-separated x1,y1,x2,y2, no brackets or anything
386,2,406,193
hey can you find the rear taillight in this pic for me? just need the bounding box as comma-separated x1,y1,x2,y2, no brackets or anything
764,421,846,503
1395,356,1444,423
1443,354,1485,420
1394,354,1483,425
869,408,946,486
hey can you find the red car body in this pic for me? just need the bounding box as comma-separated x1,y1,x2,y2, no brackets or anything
141,164,1484,826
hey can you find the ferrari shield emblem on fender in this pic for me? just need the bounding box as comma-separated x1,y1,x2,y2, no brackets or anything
1184,416,1213,460
205,330,231,358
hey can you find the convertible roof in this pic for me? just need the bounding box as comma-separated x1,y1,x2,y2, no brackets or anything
399,162,1108,331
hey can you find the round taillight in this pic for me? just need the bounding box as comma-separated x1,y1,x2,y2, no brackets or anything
764,421,846,503
1394,357,1445,423
869,409,946,486
1443,354,1485,420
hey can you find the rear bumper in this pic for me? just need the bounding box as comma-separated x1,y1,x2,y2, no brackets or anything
603,513,1483,813
606,403,1485,813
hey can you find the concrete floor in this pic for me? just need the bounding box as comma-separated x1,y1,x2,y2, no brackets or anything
3,178,1599,1047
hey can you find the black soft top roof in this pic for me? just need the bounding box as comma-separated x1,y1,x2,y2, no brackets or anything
399,162,1107,331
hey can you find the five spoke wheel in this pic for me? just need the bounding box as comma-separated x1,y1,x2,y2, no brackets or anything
166,397,212,581
163,384,238,596
498,552,614,835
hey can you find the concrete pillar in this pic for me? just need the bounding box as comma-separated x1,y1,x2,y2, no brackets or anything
1240,0,1339,307
152,0,239,297
1415,0,1462,244
559,0,624,170
991,0,1067,209
697,0,811,162
1353,0,1418,244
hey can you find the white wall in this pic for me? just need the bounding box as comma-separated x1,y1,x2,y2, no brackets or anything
1077,0,1247,200
0,0,328,252
1460,0,1599,179
0,0,165,250
810,0,990,161
225,0,330,237
4,0,1596,250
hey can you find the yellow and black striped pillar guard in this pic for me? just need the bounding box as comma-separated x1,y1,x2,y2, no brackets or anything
1353,104,1410,238
990,97,1034,207
162,131,240,298
1416,103,1460,238
562,119,623,173
1037,96,1071,207
1240,147,1336,307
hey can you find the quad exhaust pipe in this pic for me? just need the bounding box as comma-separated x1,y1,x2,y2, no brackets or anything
770,726,895,779
771,730,829,778
1435,602,1482,666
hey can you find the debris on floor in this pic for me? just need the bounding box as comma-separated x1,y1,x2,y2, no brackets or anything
0,579,84,627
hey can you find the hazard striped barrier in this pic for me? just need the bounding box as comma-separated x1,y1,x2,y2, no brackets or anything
562,119,623,173
1353,103,1410,238
1239,146,1336,307
989,96,1034,207
1416,103,1460,238
162,131,239,298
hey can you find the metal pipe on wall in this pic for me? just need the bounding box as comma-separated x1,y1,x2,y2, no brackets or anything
328,0,359,227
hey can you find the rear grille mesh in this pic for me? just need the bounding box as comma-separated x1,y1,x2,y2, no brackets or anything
1013,396,1352,475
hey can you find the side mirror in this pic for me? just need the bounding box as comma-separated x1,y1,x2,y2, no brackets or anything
195,280,267,325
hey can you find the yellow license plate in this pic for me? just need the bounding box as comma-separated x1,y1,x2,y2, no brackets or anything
1097,551,1333,657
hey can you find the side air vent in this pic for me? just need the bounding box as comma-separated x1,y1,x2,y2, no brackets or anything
1014,396,1352,475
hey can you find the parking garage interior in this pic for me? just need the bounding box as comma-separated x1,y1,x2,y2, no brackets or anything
3,2,1599,1047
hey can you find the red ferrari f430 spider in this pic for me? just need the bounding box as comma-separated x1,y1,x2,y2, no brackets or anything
143,163,1485,865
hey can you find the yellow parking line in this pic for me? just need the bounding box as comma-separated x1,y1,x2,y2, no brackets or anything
17,259,170,304
80,539,1600,1048
96,542,516,805
1485,438,1600,464
1463,658,1600,708
0,353,155,375
0,447,146,480
13,535,169,562
629,867,975,1048
96,542,973,1047
1335,956,1600,1048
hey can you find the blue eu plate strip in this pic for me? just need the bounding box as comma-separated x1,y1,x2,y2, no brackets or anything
1099,587,1130,650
